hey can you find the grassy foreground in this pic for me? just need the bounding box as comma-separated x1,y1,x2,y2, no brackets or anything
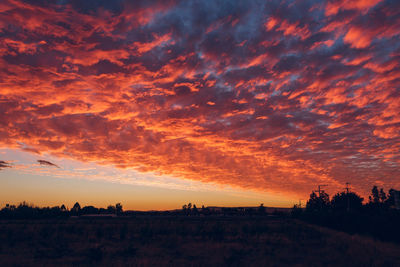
1,216,400,266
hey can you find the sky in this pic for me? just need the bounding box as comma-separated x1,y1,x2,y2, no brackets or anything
0,0,400,210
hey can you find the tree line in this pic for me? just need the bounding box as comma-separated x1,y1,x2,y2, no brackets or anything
180,202,268,216
2,185,400,243
292,186,400,243
0,202,123,219
0,201,272,219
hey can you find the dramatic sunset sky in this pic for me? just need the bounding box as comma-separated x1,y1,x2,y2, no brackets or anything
1,0,399,210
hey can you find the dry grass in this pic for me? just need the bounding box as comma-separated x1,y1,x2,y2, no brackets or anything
0,216,400,266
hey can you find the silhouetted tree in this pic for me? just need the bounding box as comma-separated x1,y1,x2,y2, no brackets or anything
306,191,330,212
182,203,193,215
71,202,81,215
385,189,396,208
60,204,67,212
5,204,16,211
12,201,37,218
107,205,116,214
192,204,198,215
368,186,388,208
82,206,99,214
258,203,266,214
369,186,380,204
116,203,123,215
379,188,387,202
331,192,363,212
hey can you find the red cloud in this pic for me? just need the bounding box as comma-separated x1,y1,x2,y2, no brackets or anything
344,27,372,49
325,0,382,16
0,0,400,200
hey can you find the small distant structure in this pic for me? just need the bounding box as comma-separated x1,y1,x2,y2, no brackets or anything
393,190,400,210
316,184,328,197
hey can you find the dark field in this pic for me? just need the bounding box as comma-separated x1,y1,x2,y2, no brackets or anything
1,216,400,266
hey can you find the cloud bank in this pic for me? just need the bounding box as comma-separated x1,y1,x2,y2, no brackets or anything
1,0,400,196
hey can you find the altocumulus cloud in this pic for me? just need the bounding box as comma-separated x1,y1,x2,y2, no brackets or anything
0,0,400,197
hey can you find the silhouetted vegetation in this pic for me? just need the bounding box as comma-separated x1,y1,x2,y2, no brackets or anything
292,186,400,244
1,216,400,266
0,202,123,219
2,191,400,265
0,201,275,219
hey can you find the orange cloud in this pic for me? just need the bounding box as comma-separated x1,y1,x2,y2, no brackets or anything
344,27,372,48
0,0,400,201
134,33,172,54
325,0,382,16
